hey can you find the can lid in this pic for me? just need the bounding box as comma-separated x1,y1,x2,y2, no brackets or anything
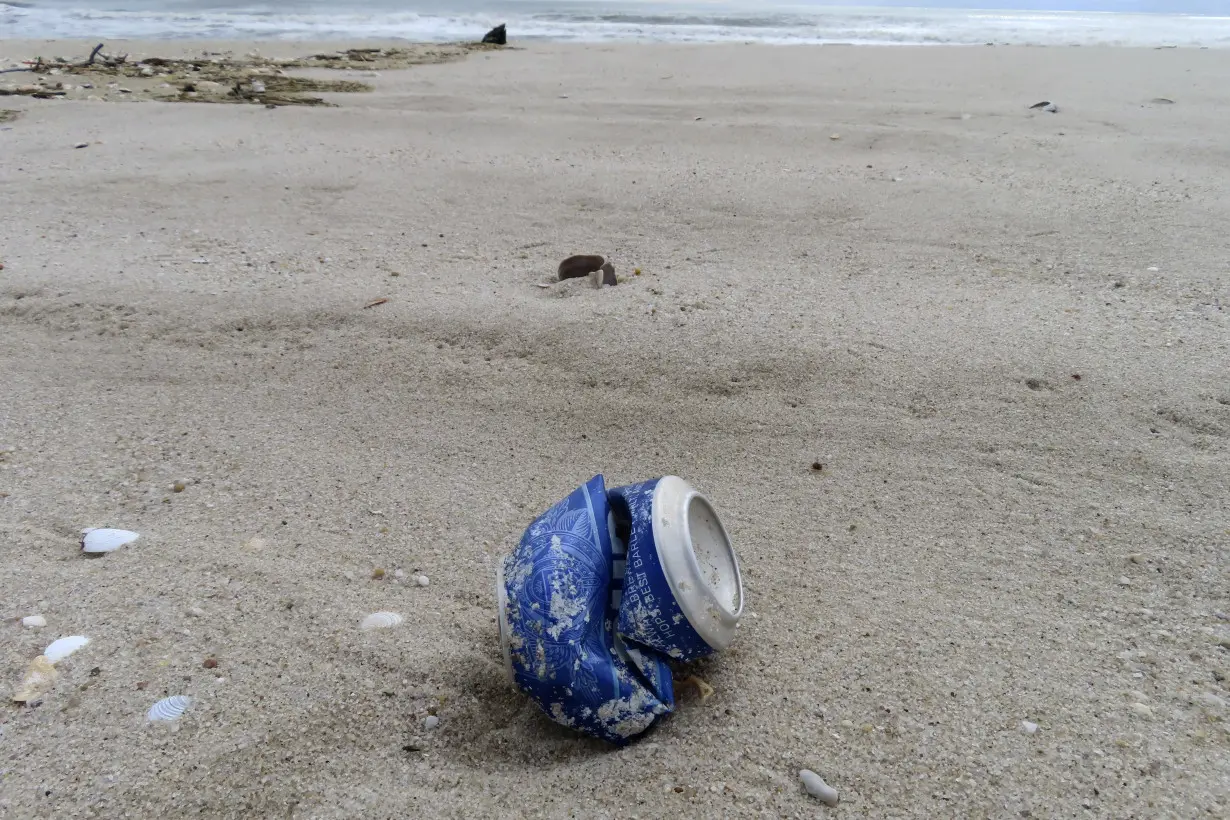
494,556,519,691
651,476,744,651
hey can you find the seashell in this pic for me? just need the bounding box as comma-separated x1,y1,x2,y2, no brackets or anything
44,635,90,663
22,615,47,628
360,611,403,631
147,695,192,721
12,655,58,704
81,528,139,553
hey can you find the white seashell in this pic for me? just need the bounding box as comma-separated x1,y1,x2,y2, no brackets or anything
44,635,89,663
416,575,430,587
360,611,403,631
799,769,839,806
81,528,139,553
147,695,192,721
22,615,47,628
12,655,58,704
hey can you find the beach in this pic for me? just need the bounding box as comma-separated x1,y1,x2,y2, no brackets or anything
2,39,1228,817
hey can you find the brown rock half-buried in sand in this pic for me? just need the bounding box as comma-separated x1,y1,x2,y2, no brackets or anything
558,255,604,281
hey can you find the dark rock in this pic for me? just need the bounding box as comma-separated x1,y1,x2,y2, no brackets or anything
558,254,604,281
482,24,507,46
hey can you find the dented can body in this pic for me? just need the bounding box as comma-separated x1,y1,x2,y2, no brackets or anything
497,474,743,744
497,475,674,745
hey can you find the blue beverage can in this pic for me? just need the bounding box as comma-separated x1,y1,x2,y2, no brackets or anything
608,476,744,662
496,475,675,745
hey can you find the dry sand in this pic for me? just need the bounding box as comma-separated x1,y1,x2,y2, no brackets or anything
1,39,1228,818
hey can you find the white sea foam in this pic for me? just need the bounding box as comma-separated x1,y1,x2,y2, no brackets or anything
2,2,1228,47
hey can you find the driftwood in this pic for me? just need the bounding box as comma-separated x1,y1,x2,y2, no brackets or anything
0,85,66,99
11,44,129,75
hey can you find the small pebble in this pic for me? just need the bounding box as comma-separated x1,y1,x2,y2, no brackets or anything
22,615,47,628
416,575,430,587
186,606,205,618
1020,720,1039,734
799,770,839,806
74,142,89,149
393,569,405,580
1193,693,1226,710
371,567,386,580
203,657,218,669
424,715,440,730
172,480,186,493
1129,553,1145,564
343,570,356,582
1131,702,1154,719
1118,576,1132,587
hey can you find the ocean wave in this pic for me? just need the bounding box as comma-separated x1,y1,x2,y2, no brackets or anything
1,4,1228,47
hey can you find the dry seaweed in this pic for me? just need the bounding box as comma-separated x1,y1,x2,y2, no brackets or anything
0,109,21,123
8,41,504,107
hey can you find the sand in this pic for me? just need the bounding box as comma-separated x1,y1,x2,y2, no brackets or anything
1,38,1228,818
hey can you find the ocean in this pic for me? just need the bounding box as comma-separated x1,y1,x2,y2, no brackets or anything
2,1,1229,47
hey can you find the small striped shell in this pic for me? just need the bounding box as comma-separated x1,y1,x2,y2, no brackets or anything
360,611,403,631
44,635,90,663
147,695,192,722
81,528,140,553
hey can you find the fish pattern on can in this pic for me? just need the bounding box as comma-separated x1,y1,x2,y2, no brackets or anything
500,474,673,744
609,478,716,662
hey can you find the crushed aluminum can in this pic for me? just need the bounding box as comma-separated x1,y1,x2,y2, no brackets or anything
608,476,744,661
497,475,675,745
497,474,744,744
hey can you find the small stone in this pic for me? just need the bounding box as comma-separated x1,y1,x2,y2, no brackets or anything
136,681,148,690
1118,576,1132,587
1020,720,1039,734
203,657,218,669
829,134,841,140
1147,266,1159,272
591,261,617,288
343,570,357,582
172,480,186,493
21,615,46,629
393,569,406,580
74,142,89,149
1131,702,1153,719
416,575,430,587
424,715,440,730
371,567,386,580
1129,553,1145,564
140,66,154,77
799,770,838,806
1193,693,1225,710
186,606,205,618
